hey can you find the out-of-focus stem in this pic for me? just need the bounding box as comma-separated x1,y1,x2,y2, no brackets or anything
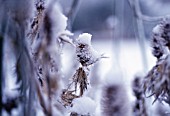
112,0,124,66
67,0,81,31
0,35,3,116
131,0,148,72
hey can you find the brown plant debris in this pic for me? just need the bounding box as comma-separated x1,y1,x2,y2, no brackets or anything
61,89,79,107
143,55,170,104
28,0,45,43
60,67,89,107
144,17,170,105
72,67,89,96
70,112,90,116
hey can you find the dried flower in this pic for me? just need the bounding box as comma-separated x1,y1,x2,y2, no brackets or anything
144,17,170,105
72,67,89,96
144,55,170,104
60,67,89,107
76,33,106,66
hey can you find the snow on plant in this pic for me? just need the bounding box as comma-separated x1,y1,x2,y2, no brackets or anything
27,0,105,115
0,0,106,115
69,96,96,116
61,33,106,108
76,33,106,66
143,16,170,105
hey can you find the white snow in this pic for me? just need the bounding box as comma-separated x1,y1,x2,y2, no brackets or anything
152,24,163,35
77,33,92,45
69,96,97,115
47,2,68,39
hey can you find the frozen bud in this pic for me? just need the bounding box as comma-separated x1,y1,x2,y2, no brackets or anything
76,33,106,66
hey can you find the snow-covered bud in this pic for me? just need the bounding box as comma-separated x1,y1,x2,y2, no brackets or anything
77,33,92,45
151,17,170,59
76,33,105,66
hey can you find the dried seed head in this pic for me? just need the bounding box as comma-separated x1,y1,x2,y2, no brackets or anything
143,55,170,104
145,17,170,105
151,17,170,60
76,33,105,66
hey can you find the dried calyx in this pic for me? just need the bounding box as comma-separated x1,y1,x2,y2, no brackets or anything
61,67,89,107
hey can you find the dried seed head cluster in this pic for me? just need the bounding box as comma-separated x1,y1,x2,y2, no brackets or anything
144,17,170,105
61,33,105,107
144,55,170,104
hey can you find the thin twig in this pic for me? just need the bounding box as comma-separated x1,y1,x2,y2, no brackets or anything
67,0,80,31
129,0,148,72
128,0,170,22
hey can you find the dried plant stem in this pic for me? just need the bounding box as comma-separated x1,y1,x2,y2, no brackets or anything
46,74,52,116
0,35,3,116
61,67,88,107
112,0,124,66
36,81,49,115
67,0,80,31
130,0,148,72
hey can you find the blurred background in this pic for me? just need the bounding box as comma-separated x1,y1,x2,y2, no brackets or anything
59,0,170,39
2,0,170,115
58,0,170,115
59,0,170,78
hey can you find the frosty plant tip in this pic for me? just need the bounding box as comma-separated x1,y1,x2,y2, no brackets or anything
61,33,107,107
76,33,108,67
